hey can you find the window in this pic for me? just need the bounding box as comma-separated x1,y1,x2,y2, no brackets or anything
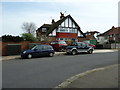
31,45,43,50
43,46,52,50
60,38,64,40
77,42,82,47
57,27,77,33
42,28,47,32
60,28,68,32
57,38,68,41
81,43,86,48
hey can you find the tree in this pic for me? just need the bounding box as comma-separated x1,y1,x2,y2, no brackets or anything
21,33,36,42
21,22,37,36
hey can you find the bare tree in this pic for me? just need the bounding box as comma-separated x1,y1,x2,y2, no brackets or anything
21,22,37,36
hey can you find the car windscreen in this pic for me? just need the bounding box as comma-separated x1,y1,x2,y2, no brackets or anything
58,41,66,44
50,41,58,44
31,45,38,50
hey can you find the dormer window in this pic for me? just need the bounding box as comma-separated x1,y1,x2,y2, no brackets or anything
42,28,47,32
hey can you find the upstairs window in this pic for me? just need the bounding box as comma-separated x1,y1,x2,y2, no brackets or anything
42,28,47,32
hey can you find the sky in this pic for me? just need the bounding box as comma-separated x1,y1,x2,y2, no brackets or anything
0,0,119,36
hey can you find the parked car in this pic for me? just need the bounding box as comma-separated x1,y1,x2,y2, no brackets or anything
66,42,94,55
21,45,55,59
84,42,96,48
49,40,67,51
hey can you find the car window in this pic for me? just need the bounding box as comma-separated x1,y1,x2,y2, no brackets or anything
59,41,66,44
77,42,83,47
36,45,43,50
47,46,53,50
31,45,38,50
81,43,87,47
42,45,53,50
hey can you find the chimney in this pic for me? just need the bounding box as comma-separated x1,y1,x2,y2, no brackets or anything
60,12,64,19
112,26,115,29
51,19,55,24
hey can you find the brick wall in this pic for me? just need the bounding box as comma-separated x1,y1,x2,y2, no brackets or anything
1,41,50,56
56,32,78,38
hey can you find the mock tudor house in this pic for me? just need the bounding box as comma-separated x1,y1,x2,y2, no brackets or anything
36,13,85,42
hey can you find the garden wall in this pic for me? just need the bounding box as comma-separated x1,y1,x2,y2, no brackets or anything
1,41,49,56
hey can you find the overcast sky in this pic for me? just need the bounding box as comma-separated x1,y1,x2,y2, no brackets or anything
0,0,119,36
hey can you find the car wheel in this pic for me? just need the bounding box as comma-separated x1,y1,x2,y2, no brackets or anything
27,54,32,59
71,50,77,55
88,50,93,54
49,53,54,57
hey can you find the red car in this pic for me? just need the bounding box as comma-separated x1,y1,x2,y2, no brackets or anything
89,43,96,48
49,40,67,51
84,42,96,48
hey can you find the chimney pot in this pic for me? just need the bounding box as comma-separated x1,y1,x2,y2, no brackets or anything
60,12,64,19
51,19,55,24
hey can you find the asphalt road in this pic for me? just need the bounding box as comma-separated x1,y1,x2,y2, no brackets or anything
2,51,118,88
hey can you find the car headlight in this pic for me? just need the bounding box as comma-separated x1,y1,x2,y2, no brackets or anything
23,51,26,54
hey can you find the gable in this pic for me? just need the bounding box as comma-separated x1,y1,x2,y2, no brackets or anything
46,15,85,37
60,16,78,28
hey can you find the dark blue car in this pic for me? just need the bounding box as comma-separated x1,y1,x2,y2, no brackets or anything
66,42,94,55
21,45,55,59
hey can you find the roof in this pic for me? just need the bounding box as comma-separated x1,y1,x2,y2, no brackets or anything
84,31,100,34
37,24,52,31
99,26,120,36
79,35,96,40
41,24,52,28
37,15,85,37
46,15,67,35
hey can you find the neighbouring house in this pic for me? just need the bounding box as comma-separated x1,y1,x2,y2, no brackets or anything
78,31,99,45
97,34,108,44
36,13,85,43
97,26,120,44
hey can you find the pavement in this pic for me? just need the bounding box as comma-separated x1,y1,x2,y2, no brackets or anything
54,64,119,89
2,49,118,61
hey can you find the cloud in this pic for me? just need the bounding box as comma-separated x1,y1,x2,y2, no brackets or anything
1,0,118,36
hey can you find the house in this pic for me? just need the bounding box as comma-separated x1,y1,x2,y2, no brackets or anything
97,26,120,44
78,31,99,45
36,13,85,42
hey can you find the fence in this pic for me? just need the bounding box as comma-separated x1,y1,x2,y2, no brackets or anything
111,43,120,49
101,43,120,49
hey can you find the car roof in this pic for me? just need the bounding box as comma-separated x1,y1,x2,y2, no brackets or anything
36,45,51,46
50,40,65,42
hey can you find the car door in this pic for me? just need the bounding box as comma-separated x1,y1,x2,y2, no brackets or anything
76,42,83,52
77,42,88,52
41,46,50,56
81,42,89,52
33,45,43,57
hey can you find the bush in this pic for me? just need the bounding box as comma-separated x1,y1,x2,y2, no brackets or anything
21,33,36,42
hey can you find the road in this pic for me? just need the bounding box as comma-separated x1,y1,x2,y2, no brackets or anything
2,51,118,88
